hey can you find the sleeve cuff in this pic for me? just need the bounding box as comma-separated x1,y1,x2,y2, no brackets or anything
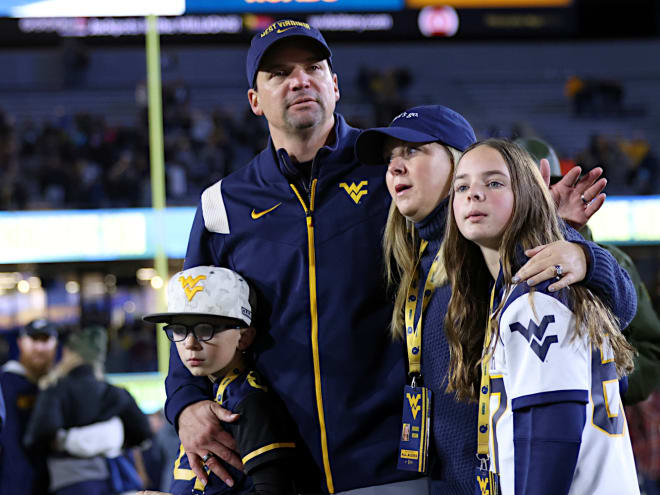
512,390,588,410
165,384,211,429
578,239,598,286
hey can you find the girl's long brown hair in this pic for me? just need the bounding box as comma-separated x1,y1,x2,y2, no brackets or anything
443,138,635,401
383,145,462,340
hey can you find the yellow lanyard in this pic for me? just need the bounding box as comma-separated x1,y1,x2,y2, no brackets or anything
477,285,498,459
404,240,443,377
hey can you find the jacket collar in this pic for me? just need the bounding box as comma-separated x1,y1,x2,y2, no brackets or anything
1,360,28,376
415,197,449,242
253,113,358,185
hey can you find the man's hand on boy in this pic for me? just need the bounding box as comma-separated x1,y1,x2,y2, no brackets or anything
178,400,242,487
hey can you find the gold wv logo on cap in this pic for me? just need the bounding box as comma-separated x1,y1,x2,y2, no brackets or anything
179,275,206,301
339,181,368,204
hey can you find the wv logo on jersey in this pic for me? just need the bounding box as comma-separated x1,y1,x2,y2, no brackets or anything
406,392,421,420
339,181,368,204
510,315,558,361
179,275,206,301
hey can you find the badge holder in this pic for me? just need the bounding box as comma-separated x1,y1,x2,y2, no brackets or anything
474,454,499,495
397,374,432,473
474,284,501,495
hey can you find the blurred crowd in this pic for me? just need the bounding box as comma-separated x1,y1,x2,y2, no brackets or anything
0,82,270,211
1,71,659,212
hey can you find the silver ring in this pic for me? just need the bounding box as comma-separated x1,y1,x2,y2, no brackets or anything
580,194,590,205
201,453,213,463
554,264,563,280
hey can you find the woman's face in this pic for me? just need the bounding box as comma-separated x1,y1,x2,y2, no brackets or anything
384,138,454,223
452,144,514,250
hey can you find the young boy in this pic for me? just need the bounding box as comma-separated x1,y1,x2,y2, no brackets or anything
143,266,297,495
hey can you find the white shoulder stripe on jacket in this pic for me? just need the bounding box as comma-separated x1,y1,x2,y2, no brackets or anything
201,180,230,234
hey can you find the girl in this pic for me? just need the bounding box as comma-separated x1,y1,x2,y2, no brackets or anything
444,138,638,494
355,106,637,494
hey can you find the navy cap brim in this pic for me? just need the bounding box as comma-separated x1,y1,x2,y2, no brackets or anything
21,330,57,338
356,127,439,165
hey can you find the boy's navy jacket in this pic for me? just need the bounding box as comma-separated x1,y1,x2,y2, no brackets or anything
166,114,418,492
170,367,297,494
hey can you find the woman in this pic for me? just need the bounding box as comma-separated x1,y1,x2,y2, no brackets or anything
354,106,637,494
444,138,638,494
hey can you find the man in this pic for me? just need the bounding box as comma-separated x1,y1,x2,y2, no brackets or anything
166,21,635,494
0,319,58,494
166,21,423,494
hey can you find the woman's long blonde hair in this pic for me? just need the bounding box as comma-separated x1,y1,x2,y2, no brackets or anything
443,138,634,401
383,144,463,340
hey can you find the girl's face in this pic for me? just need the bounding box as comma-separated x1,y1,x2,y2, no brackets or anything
384,138,453,223
452,145,514,250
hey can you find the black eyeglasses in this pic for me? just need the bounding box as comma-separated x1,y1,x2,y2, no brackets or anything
163,322,245,343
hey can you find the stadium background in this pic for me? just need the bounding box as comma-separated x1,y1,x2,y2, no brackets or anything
0,0,659,487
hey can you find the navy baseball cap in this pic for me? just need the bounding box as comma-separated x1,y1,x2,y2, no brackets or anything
355,105,476,165
246,20,332,88
20,319,58,338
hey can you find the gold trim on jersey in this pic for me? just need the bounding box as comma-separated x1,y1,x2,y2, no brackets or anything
215,366,244,405
242,442,297,464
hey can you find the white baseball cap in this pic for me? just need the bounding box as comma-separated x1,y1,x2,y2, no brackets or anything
143,266,254,326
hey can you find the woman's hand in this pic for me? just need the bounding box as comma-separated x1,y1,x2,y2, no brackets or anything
513,241,588,292
177,400,242,487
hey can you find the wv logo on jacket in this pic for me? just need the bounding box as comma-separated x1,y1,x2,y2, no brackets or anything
339,181,368,204
510,315,558,361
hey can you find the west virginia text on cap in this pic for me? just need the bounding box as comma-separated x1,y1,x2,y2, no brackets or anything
355,105,476,165
246,19,332,87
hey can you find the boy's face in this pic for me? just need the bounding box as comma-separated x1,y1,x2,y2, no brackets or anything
173,317,253,378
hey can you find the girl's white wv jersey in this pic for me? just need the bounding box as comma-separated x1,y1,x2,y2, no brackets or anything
488,285,639,495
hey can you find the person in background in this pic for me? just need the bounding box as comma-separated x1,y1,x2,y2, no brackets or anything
0,319,58,494
0,381,5,432
517,136,660,404
23,325,152,495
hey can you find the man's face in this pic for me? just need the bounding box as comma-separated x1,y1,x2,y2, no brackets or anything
18,334,57,379
248,39,340,136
